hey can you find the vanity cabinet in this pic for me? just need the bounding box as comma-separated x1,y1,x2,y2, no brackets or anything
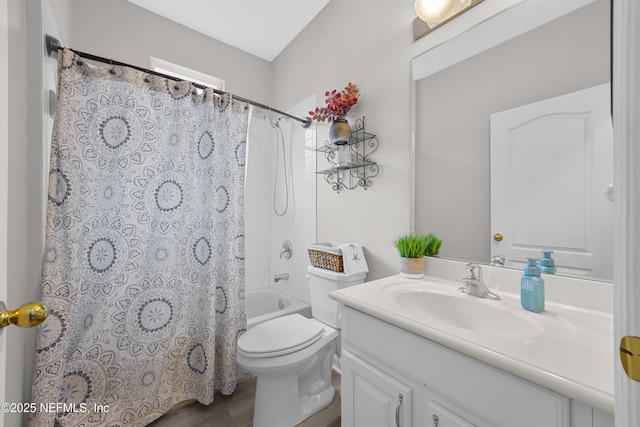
340,307,612,427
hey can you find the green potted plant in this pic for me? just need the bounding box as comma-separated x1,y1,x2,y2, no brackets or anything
423,233,443,257
393,233,442,278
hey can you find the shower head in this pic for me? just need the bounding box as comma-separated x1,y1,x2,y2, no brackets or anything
271,116,288,128
263,110,311,129
261,113,280,129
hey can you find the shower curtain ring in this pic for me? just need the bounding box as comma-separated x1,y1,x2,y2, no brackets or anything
220,93,229,111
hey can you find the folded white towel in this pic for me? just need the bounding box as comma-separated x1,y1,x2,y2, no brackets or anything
338,243,368,276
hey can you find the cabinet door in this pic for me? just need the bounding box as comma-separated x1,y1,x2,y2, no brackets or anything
342,350,412,427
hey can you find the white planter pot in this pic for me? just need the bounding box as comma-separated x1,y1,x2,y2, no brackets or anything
399,256,426,279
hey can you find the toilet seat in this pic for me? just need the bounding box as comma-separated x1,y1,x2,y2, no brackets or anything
238,313,324,358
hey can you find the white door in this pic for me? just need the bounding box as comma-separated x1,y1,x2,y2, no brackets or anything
0,1,9,425
613,0,640,426
1,2,52,426
491,83,613,280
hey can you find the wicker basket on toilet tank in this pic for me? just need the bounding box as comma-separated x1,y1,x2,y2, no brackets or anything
307,243,344,273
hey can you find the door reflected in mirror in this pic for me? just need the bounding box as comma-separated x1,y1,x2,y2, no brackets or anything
413,0,612,281
491,83,613,280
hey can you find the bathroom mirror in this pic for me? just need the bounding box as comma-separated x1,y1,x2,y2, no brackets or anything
411,0,613,281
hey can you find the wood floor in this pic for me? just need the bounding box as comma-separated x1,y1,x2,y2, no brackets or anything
147,372,341,427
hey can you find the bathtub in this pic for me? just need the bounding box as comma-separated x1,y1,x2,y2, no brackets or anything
245,287,311,329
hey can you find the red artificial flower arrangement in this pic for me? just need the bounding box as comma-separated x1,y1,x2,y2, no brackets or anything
309,82,360,122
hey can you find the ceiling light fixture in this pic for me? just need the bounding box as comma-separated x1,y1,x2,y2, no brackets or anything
413,0,483,40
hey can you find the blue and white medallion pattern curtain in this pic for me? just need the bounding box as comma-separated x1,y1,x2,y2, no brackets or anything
30,49,248,427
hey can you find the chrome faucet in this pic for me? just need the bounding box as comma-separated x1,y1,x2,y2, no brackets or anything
279,240,293,259
458,263,501,300
273,273,289,283
489,255,505,267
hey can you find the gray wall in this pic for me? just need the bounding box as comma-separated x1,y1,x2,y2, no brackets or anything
51,0,272,105
414,0,610,264
42,2,611,290
47,0,72,46
269,0,536,280
43,2,611,279
271,0,418,280
46,0,570,282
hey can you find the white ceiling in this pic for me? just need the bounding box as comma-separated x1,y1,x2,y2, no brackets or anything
126,0,331,62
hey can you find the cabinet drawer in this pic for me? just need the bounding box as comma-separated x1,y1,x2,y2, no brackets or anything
428,400,476,427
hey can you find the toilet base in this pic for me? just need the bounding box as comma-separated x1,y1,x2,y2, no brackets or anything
253,373,335,427
300,383,335,421
249,339,337,427
237,317,339,427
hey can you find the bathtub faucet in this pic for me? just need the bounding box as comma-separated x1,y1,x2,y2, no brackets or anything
273,273,289,283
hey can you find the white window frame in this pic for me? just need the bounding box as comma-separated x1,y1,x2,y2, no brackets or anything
150,56,225,91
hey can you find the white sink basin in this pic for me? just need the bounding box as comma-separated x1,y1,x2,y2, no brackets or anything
382,282,542,338
329,266,613,415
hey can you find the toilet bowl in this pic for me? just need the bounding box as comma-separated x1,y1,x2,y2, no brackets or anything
237,266,366,427
238,314,338,427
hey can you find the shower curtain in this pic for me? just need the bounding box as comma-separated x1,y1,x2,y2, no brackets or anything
30,49,248,427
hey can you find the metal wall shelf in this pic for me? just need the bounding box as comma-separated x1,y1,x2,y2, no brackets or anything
316,117,380,193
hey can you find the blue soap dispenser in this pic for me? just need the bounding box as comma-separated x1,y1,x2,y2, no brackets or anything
521,257,544,313
539,250,557,274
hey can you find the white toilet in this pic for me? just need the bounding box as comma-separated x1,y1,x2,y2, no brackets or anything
237,266,366,427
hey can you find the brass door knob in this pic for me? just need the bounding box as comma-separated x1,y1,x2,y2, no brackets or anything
493,233,504,241
621,336,640,382
0,301,49,329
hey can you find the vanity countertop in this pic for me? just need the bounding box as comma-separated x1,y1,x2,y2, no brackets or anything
329,257,614,415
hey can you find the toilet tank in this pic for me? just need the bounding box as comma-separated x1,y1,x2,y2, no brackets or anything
308,266,366,328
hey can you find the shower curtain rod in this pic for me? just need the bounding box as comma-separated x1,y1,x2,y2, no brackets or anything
45,35,312,128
